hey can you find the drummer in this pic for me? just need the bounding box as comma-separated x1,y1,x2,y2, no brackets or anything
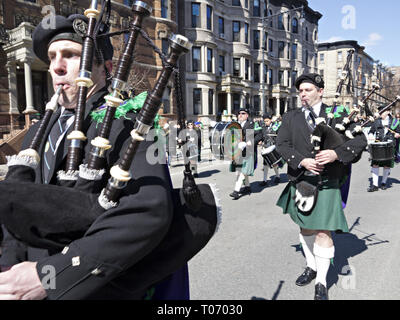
367,105,400,191
184,120,199,177
258,113,282,186
229,107,262,200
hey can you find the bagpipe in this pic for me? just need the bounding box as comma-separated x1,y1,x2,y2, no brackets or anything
0,0,220,288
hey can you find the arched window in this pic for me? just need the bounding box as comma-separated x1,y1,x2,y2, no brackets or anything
305,27,309,41
292,18,298,33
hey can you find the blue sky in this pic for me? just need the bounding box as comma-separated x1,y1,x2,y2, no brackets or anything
307,0,400,67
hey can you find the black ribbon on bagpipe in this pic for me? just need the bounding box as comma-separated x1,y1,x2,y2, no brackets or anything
0,1,219,290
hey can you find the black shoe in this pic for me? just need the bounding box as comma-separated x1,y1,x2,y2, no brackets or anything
367,185,379,192
241,186,251,195
314,283,329,300
381,183,387,190
295,267,317,286
229,191,240,200
259,181,269,187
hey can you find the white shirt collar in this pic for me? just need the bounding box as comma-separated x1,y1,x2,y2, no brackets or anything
303,101,322,117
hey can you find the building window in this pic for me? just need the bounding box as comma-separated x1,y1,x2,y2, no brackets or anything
233,93,241,114
193,88,202,115
263,0,267,17
161,0,168,18
207,48,213,72
279,70,285,86
206,5,212,30
191,3,200,28
254,95,260,111
268,68,273,84
219,55,225,75
337,68,342,79
232,0,241,6
278,41,285,58
320,53,324,63
278,14,285,30
291,43,297,60
245,0,249,9
320,69,324,78
292,97,298,109
218,17,224,38
291,70,297,86
245,59,249,80
192,46,201,72
253,0,260,17
162,38,169,55
292,18,298,33
253,30,260,49
263,32,267,49
254,63,260,82
263,64,267,83
305,27,309,41
233,58,241,76
268,10,273,27
233,21,240,42
268,38,273,52
304,50,308,65
337,51,343,62
245,23,249,44
208,89,214,115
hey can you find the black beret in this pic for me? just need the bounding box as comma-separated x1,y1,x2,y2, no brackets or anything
238,107,249,115
295,73,325,90
32,14,113,64
262,113,272,119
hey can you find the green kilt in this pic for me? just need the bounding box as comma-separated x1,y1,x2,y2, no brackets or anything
276,176,349,232
229,155,255,176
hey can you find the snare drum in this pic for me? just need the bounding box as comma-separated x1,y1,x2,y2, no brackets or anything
261,145,284,168
369,140,394,162
210,122,243,160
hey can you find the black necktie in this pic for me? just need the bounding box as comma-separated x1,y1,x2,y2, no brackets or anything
306,107,316,131
42,109,74,183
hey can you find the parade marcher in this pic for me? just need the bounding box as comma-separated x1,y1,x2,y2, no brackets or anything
259,113,282,186
229,107,262,200
276,73,367,300
194,121,202,163
394,112,400,163
367,106,400,191
183,120,199,177
0,13,194,300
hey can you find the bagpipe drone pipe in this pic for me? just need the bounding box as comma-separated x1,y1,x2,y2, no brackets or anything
0,0,220,289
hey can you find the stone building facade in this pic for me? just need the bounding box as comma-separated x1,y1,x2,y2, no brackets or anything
180,0,321,124
317,40,389,112
0,0,178,139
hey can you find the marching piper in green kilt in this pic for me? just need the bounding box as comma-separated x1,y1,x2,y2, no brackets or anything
229,107,262,200
275,73,367,300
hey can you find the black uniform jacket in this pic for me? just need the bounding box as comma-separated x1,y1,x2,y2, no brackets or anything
369,115,400,142
276,104,367,181
0,88,175,299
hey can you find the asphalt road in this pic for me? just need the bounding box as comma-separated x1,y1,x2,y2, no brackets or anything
169,148,400,300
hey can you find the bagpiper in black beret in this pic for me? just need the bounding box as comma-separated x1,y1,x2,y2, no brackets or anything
295,73,325,90
32,14,113,64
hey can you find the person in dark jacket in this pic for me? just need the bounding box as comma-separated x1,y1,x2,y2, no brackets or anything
276,73,367,300
0,13,190,300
